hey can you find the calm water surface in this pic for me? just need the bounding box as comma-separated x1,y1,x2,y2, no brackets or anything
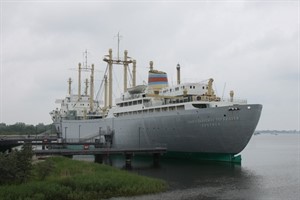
80,134,300,200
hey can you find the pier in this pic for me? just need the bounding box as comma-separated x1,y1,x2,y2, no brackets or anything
34,147,167,168
0,135,57,152
0,135,167,168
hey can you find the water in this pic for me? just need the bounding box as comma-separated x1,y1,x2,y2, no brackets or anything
77,134,300,200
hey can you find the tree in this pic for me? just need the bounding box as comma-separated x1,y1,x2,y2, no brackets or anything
0,123,53,135
15,143,33,183
0,143,33,184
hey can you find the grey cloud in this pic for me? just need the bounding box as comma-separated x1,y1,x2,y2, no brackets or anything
1,1,298,130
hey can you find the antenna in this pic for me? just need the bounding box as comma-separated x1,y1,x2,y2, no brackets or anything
115,32,122,60
83,49,88,69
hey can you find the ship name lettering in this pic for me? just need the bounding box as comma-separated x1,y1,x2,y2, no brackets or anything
201,122,221,127
188,116,240,124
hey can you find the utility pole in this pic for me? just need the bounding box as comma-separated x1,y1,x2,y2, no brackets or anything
79,125,81,142
64,127,68,143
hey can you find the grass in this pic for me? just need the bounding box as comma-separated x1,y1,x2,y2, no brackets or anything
0,156,168,200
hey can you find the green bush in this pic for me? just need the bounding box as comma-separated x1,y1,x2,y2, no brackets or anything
0,156,168,200
35,159,55,180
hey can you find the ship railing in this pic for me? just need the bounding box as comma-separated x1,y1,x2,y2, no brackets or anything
64,138,80,143
63,130,114,143
62,137,107,144
64,137,102,143
221,98,247,104
151,143,167,149
62,135,98,143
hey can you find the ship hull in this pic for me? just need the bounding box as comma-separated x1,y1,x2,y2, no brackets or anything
54,104,262,161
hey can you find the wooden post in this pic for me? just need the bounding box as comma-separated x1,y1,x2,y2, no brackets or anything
42,139,47,150
153,153,160,167
125,153,133,169
94,154,103,164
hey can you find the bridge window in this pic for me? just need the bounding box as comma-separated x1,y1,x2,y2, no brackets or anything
192,104,208,109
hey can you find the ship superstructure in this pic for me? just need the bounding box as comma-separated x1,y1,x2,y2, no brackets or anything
50,48,262,162
50,62,102,122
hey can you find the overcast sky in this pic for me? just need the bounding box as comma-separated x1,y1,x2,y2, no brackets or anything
1,0,299,130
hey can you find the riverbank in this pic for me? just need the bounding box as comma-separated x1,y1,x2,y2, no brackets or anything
0,156,167,200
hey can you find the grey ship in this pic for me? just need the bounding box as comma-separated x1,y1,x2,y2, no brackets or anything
50,49,262,162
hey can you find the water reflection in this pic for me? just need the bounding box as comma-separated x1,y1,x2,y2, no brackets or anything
106,156,262,200
76,134,300,200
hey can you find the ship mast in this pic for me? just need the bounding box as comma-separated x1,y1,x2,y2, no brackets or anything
104,75,108,109
74,50,95,108
132,60,136,87
90,64,94,111
124,50,128,92
84,78,89,96
103,35,134,108
78,63,81,100
176,63,181,85
68,78,72,95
